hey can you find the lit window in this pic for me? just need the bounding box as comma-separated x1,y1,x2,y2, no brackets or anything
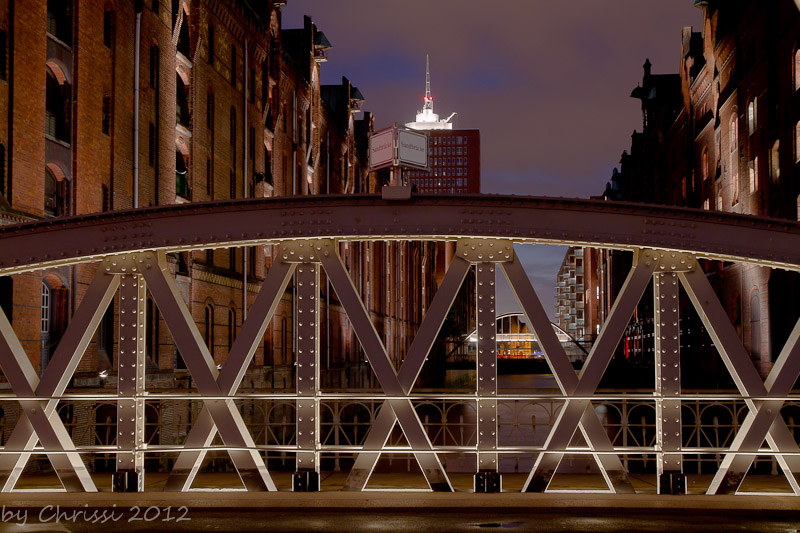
748,97,757,135
795,49,800,91
703,198,710,210
748,158,758,192
771,140,780,182
796,122,800,162
701,148,708,180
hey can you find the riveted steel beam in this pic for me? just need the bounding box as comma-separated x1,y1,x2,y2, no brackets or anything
114,273,147,491
455,239,513,263
680,263,800,495
0,268,118,492
344,255,470,491
522,250,659,493
476,262,498,475
295,263,320,477
142,251,276,491
654,273,683,494
3,197,800,276
501,254,636,494
164,259,293,491
316,239,452,491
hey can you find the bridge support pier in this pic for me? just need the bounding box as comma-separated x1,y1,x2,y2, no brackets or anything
654,269,684,495
294,262,321,491
475,260,500,492
114,270,147,492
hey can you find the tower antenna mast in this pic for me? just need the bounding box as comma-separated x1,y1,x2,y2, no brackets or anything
424,54,433,111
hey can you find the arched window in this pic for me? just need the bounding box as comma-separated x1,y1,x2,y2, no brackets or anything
748,97,757,135
750,291,761,361
701,148,709,181
795,49,800,92
46,68,70,143
204,303,214,350
175,150,189,199
40,283,50,337
730,116,739,205
771,140,780,183
44,166,66,217
227,307,236,351
176,73,189,127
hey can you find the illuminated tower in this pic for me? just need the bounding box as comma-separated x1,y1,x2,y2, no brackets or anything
406,55,455,130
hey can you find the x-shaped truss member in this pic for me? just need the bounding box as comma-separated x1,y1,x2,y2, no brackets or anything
163,257,294,491
508,250,665,493
141,251,280,492
680,265,800,495
0,268,119,492
281,239,460,492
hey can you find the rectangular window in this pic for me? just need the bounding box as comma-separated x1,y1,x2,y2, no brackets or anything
207,92,214,133
249,68,255,103
207,25,214,65
102,95,111,135
249,125,255,162
0,30,7,80
206,158,212,195
149,45,159,89
230,107,236,147
749,157,758,192
103,10,113,48
148,122,155,166
101,184,109,212
230,44,236,87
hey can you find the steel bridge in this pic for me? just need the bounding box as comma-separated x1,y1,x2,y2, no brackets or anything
0,194,799,496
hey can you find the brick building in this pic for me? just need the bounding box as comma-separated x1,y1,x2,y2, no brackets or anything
594,0,800,379
0,0,438,396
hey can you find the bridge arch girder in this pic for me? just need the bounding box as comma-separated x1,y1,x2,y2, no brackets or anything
0,195,799,274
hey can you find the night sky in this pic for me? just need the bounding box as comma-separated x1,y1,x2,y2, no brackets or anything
283,1,701,319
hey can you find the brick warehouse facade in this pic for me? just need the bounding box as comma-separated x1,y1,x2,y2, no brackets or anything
0,0,439,405
593,0,800,381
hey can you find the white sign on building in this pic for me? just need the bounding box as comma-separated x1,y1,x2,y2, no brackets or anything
369,128,395,170
369,125,428,171
397,128,427,168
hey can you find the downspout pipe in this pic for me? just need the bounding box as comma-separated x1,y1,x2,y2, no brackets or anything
133,6,142,208
243,38,248,320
